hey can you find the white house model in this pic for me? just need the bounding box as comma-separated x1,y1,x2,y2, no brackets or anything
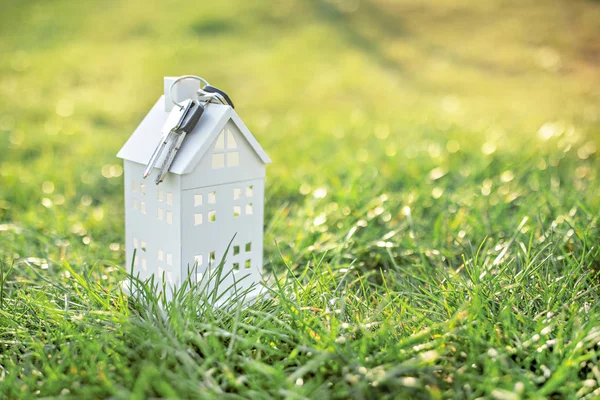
117,77,271,299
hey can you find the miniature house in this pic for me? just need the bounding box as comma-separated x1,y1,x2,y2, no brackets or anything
117,77,271,300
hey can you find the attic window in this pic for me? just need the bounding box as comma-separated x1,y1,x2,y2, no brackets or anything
212,128,239,169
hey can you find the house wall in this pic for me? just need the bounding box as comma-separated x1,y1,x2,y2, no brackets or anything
181,178,265,299
124,160,182,291
181,120,265,190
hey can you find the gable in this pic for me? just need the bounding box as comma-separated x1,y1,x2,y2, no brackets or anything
181,119,266,189
117,96,271,175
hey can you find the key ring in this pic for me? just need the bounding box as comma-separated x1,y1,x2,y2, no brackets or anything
169,75,210,108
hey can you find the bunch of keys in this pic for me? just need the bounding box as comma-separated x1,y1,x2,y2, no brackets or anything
144,76,234,184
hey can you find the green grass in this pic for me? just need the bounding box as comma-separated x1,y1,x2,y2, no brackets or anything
1,0,600,398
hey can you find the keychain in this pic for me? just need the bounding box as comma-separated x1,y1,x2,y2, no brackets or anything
143,76,233,184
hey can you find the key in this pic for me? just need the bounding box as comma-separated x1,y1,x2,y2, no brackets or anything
155,100,205,184
144,99,194,179
199,85,234,108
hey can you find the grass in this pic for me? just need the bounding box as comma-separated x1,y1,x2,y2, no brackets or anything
0,0,599,398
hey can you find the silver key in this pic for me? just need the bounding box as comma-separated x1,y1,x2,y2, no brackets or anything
143,99,194,179
155,100,205,184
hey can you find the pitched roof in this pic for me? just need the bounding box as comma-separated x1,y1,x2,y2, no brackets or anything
117,96,271,175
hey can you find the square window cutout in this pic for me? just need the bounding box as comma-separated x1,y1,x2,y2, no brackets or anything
141,258,147,270
233,188,241,200
166,192,173,206
158,249,164,261
133,237,139,248
233,206,241,217
209,251,216,263
132,180,138,192
208,191,216,204
233,245,240,256
245,242,252,252
194,213,203,226
157,208,164,220
166,253,173,266
208,210,216,222
246,203,253,215
194,255,203,266
227,152,239,166
140,202,146,214
141,241,147,251
158,190,164,201
246,185,253,197
194,194,202,207
245,259,251,269
140,184,146,195
166,211,173,224
133,198,138,209
233,262,240,272
212,153,225,169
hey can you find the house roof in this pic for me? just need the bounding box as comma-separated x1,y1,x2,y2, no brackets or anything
117,96,271,175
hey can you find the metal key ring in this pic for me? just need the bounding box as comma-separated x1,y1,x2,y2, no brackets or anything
169,75,210,108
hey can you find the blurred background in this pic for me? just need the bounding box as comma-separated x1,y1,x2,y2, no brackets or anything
0,0,598,272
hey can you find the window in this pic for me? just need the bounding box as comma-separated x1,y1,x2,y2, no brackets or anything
157,208,164,220
245,259,251,269
227,130,237,149
166,253,173,266
209,251,216,264
158,249,164,261
133,198,138,209
140,184,146,195
211,128,239,169
208,210,216,222
194,213,203,225
208,191,216,204
141,258,147,270
245,242,252,252
194,194,203,206
166,192,173,206
196,272,203,283
233,206,241,217
166,211,173,224
246,185,253,197
158,190,164,202
233,188,241,200
133,237,139,248
227,152,239,166
194,255,203,265
233,262,240,272
140,201,146,214
132,180,138,192
233,245,240,256
212,153,225,169
158,266,164,279
140,241,147,251
246,203,253,215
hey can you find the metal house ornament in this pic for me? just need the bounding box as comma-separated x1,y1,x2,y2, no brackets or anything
117,76,271,301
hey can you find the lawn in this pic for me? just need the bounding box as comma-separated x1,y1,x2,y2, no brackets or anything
1,0,599,398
